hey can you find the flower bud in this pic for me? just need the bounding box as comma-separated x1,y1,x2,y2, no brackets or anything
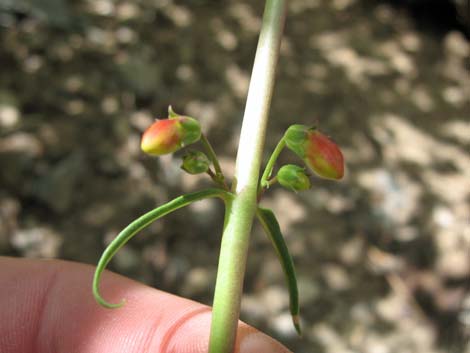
284,124,309,157
141,111,201,156
284,125,344,180
277,164,311,191
181,150,210,174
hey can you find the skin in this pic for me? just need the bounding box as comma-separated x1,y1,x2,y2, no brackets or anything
0,256,291,353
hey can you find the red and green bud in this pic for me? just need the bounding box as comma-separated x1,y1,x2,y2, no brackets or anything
181,150,210,174
284,124,344,180
277,164,311,191
141,108,201,156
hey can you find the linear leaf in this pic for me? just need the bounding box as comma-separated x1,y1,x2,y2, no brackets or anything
93,188,233,308
256,207,301,335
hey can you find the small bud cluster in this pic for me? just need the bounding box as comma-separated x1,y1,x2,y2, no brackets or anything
139,107,344,196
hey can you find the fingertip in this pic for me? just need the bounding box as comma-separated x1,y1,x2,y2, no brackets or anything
157,309,212,353
239,332,293,353
155,309,292,353
0,257,293,353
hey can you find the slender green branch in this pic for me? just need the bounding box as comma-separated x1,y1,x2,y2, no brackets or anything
206,167,217,183
206,167,224,189
208,1,287,352
200,133,228,189
268,176,278,187
259,137,286,190
93,188,233,308
258,176,279,202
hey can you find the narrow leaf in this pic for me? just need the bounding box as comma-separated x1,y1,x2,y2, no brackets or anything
256,207,301,335
93,188,233,308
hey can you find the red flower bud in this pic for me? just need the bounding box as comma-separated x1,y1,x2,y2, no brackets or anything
305,129,344,180
285,125,344,180
141,109,201,156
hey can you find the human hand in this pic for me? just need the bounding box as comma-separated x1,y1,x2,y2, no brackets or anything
0,256,291,353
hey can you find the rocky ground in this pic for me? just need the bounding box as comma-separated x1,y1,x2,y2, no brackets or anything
0,0,469,352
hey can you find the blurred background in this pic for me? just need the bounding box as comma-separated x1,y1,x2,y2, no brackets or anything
0,0,469,352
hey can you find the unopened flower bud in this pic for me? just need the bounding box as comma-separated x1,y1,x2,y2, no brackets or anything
284,125,344,180
181,150,210,174
277,164,311,191
284,124,309,157
141,109,201,156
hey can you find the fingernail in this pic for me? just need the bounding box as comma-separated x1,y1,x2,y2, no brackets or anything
240,332,292,353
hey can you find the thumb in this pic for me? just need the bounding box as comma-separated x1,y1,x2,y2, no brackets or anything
0,256,291,353
155,307,291,353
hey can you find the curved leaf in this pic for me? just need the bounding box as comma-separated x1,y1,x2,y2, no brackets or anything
93,188,233,308
256,207,301,335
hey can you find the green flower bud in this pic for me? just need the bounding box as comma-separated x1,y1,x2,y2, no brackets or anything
284,124,310,158
277,164,311,191
178,117,201,147
181,150,210,174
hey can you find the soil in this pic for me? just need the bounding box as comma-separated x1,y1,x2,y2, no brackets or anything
1,1,469,352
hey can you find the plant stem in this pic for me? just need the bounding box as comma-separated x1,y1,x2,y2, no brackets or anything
268,176,278,187
201,133,228,189
259,137,286,190
257,176,278,202
208,1,287,352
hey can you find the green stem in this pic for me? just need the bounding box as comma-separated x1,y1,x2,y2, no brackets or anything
206,167,217,183
268,176,278,187
208,1,287,352
93,188,232,308
201,133,228,189
259,137,286,190
257,176,278,202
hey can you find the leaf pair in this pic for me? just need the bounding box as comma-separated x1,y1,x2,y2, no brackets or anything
92,190,301,335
